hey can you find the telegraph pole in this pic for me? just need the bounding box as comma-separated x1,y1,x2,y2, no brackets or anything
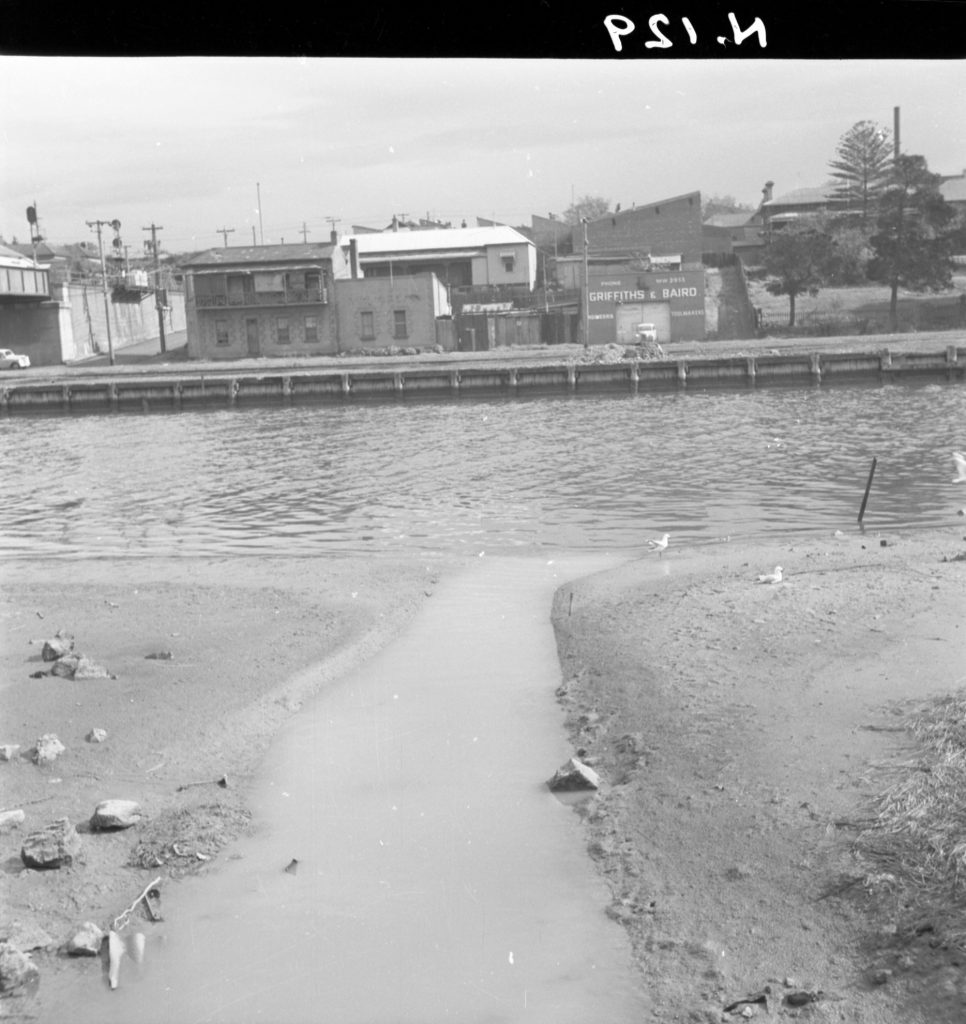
300,222,311,243
216,226,235,247
581,217,590,348
256,182,264,243
143,223,167,355
325,216,340,239
86,218,119,366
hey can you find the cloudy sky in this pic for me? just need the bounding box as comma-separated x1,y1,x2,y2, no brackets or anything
2,57,964,253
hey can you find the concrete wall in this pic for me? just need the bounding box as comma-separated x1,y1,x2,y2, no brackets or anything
335,274,447,351
580,193,704,266
68,284,186,357
0,295,73,367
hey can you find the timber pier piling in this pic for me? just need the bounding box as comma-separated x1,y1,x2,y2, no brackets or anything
1,345,962,415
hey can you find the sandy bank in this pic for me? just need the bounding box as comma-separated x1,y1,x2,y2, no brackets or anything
0,555,436,970
551,527,966,1023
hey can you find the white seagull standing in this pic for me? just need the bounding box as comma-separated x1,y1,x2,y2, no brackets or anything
953,451,966,483
756,566,784,584
647,533,670,557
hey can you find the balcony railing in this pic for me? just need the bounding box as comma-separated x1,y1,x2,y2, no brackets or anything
195,287,327,309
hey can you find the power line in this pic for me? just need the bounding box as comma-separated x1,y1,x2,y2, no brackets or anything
216,226,235,247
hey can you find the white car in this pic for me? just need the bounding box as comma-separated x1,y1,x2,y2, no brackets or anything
635,323,658,344
0,348,30,369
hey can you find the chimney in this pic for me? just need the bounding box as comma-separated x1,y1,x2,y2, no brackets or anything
330,230,338,244
391,215,398,232
762,181,774,203
349,238,359,279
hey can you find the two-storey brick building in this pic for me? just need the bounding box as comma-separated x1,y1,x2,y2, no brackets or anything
183,243,349,359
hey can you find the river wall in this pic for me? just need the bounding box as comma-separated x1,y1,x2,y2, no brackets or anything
1,345,962,415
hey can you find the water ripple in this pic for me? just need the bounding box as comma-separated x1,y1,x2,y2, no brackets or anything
2,382,963,559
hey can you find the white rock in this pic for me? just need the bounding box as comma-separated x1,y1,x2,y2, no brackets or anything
33,734,65,765
64,922,105,957
86,728,107,743
547,757,600,792
0,810,26,832
90,799,143,831
0,745,20,762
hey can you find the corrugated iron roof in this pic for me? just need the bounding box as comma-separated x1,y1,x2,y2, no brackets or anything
345,225,531,255
183,243,336,267
763,185,838,208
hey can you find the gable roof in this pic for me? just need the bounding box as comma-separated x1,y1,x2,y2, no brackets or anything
763,185,838,208
346,225,531,256
182,243,336,268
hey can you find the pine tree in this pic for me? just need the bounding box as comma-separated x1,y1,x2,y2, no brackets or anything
829,121,893,225
867,154,955,332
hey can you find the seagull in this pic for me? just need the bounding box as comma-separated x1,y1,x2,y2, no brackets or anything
953,452,966,483
756,566,784,584
647,533,670,557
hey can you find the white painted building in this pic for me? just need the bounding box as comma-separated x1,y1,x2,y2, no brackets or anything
343,225,536,291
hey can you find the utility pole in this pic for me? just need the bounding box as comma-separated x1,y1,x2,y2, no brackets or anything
143,223,167,355
300,221,311,243
256,182,264,244
252,226,257,245
581,217,590,348
86,218,119,366
216,226,235,247
325,216,340,239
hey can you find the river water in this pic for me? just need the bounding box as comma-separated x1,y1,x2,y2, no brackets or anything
2,381,965,560
5,381,965,1023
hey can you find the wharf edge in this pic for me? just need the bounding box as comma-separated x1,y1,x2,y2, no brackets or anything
1,346,963,415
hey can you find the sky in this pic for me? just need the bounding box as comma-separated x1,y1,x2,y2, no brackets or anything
2,57,964,254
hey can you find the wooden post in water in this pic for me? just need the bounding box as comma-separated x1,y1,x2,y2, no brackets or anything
857,457,877,524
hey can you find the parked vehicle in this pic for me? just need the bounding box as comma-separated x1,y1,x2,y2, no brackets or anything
0,348,30,369
634,323,658,344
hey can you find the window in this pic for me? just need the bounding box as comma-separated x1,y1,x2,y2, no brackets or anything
500,251,516,273
393,310,408,339
215,319,230,346
304,316,318,343
360,311,375,340
276,317,290,344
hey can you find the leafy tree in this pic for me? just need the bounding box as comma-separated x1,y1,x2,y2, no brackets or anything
702,194,755,220
824,223,874,285
762,228,833,326
829,120,893,225
867,154,956,331
563,194,611,225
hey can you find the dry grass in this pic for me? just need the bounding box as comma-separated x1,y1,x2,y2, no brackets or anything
854,689,966,946
745,274,966,322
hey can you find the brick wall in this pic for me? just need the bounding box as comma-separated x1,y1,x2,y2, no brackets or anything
577,192,703,266
335,275,444,351
188,303,337,360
